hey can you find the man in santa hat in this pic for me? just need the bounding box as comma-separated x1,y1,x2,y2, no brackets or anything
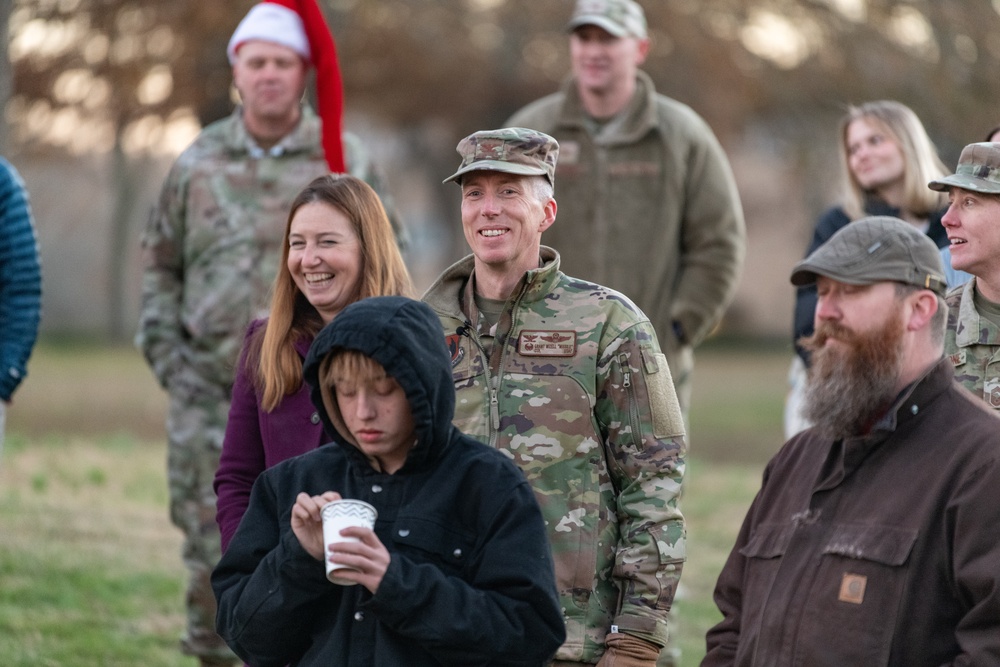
136,2,403,664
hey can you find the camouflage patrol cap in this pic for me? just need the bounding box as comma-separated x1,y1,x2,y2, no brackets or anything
443,127,559,186
928,142,1000,195
567,0,648,39
790,216,947,297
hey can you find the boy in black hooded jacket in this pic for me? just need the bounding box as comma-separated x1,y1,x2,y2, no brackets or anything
212,296,565,666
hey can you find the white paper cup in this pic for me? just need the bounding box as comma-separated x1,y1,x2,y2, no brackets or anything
321,499,378,585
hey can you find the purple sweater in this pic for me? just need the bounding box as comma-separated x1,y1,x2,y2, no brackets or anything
214,319,326,552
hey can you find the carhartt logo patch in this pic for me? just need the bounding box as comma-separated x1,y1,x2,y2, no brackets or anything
518,330,576,356
838,573,867,604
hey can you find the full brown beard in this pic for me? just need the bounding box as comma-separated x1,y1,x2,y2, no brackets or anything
799,307,906,440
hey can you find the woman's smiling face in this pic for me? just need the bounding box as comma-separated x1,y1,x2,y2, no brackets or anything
287,201,363,323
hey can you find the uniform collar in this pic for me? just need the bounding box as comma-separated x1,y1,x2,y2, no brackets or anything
955,277,1000,347
224,104,322,157
458,246,562,326
424,246,564,327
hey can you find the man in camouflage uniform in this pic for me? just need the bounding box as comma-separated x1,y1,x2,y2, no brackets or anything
505,0,745,420
136,4,402,665
929,142,1000,407
422,127,687,667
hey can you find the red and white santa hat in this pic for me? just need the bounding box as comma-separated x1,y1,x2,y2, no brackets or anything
227,0,346,173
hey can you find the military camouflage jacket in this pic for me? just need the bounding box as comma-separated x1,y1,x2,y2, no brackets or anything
422,248,687,662
137,106,385,391
945,278,1000,408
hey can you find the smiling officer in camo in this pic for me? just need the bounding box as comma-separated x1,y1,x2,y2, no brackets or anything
422,127,687,667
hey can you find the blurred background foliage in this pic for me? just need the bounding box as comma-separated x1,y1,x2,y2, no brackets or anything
3,0,1000,339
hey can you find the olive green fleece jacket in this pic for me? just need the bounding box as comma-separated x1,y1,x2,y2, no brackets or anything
507,71,746,408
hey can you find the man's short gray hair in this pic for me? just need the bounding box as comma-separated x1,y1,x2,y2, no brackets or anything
530,176,554,203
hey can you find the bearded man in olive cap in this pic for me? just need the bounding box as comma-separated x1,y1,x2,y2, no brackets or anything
703,216,1000,667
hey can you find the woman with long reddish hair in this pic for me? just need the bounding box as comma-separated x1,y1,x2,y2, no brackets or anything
215,174,412,551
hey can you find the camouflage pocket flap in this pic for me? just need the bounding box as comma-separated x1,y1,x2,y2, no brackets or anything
649,522,686,565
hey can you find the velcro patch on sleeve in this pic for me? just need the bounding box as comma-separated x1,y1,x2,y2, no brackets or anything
641,347,685,439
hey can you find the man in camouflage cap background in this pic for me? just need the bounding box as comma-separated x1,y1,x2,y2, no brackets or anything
135,2,404,664
929,142,1000,407
423,127,687,667
506,0,746,425
703,216,1000,666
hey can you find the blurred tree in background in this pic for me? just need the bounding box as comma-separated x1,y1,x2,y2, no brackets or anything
5,0,1000,338
11,0,1000,156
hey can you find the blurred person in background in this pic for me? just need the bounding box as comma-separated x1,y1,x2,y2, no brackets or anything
135,1,403,664
931,142,1000,406
214,174,412,553
705,217,1000,667
786,100,952,438
506,0,746,427
507,6,744,661
0,157,41,461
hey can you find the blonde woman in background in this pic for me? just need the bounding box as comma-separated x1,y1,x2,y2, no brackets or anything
785,100,951,437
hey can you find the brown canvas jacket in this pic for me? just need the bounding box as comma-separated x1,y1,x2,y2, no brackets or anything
703,359,1000,667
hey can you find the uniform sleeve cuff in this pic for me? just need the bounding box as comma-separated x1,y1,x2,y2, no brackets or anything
611,612,669,648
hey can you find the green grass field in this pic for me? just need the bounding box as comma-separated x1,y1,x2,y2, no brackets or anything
1,339,790,666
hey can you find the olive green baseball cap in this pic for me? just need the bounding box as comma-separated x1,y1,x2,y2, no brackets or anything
790,216,947,297
928,142,1000,195
443,127,559,186
567,0,648,39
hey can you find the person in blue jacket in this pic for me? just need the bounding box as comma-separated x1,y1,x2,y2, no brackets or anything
0,157,42,457
212,296,565,666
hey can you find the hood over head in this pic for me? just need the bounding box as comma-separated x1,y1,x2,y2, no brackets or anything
303,296,455,472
